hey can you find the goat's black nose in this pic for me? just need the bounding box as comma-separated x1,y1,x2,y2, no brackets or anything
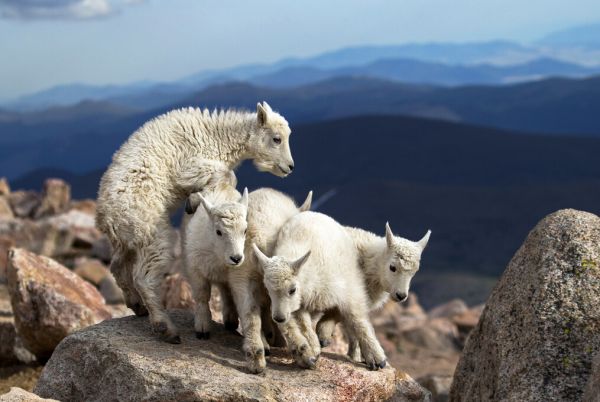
288,164,295,171
230,255,242,264
396,292,408,301
273,316,285,323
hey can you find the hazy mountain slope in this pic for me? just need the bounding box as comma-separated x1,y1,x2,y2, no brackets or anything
3,75,600,179
12,115,600,307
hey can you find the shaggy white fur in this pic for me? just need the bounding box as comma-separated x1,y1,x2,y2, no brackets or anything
96,102,294,343
253,211,388,371
183,186,312,373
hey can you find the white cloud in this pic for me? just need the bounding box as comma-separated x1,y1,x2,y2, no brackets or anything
0,0,144,20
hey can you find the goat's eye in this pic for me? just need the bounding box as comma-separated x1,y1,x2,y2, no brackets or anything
389,265,397,272
216,230,222,236
273,137,281,144
289,287,296,295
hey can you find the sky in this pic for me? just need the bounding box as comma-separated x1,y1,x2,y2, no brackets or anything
1,0,600,100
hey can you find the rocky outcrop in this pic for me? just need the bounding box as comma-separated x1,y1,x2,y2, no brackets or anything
0,197,13,220
450,209,600,402
35,310,431,402
7,248,112,360
0,387,57,402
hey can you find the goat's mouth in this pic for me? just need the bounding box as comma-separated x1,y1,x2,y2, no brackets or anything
277,165,291,176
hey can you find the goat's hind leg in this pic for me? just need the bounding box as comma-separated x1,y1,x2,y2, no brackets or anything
132,228,180,344
110,247,147,316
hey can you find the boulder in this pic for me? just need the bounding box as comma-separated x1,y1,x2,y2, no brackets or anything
450,209,600,401
583,354,600,402
0,178,10,196
7,191,40,219
0,387,57,402
73,257,110,285
7,248,112,360
34,310,431,402
33,179,71,219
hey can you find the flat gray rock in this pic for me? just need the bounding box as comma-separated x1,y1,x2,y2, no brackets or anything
35,310,430,402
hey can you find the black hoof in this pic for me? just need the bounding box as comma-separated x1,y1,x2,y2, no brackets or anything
378,359,387,369
196,331,210,340
224,321,238,331
131,303,149,317
319,339,331,348
264,348,271,356
307,357,317,369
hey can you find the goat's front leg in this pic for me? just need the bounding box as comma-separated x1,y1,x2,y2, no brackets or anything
278,313,318,369
186,272,212,339
295,310,321,358
230,281,266,374
340,306,386,370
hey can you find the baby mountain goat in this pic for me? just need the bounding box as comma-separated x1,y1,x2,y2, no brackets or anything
184,186,311,373
96,102,294,343
253,211,388,371
317,223,431,361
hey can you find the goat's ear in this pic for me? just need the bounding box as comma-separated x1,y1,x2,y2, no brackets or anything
185,193,201,214
385,222,395,248
299,190,313,212
239,187,249,209
417,230,431,251
257,102,269,126
252,243,270,267
291,250,311,274
198,193,213,215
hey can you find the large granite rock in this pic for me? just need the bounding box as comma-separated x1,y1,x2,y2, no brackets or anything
35,310,431,402
7,248,112,360
450,209,600,401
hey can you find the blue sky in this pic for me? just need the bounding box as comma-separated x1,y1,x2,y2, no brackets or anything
1,0,600,99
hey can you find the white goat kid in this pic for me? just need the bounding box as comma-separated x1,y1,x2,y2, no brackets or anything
317,223,431,361
253,211,388,371
184,187,312,373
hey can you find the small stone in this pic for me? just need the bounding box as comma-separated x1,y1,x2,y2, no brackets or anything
0,178,10,196
7,191,40,219
73,257,110,285
417,374,452,402
33,179,71,219
428,299,468,319
0,197,13,220
0,387,57,402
